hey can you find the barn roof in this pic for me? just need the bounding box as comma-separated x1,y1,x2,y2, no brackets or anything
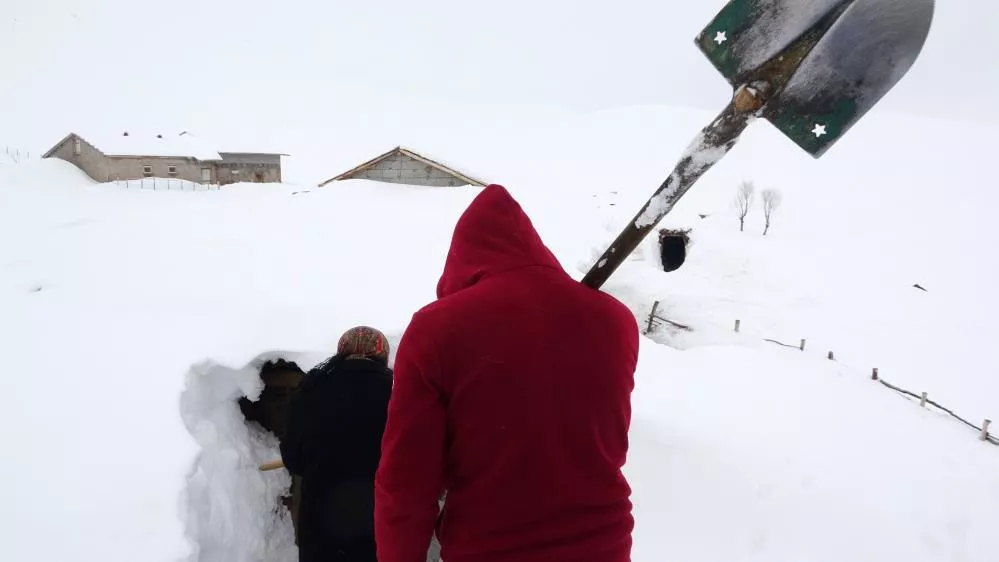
318,146,487,187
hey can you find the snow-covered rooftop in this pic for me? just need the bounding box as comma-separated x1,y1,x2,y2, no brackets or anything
68,130,224,161
48,130,286,162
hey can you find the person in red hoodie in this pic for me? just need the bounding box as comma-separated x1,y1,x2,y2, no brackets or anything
375,184,640,562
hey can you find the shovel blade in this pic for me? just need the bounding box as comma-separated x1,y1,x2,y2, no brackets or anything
696,0,935,157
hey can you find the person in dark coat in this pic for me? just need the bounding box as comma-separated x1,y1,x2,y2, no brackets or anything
281,326,394,562
375,185,640,562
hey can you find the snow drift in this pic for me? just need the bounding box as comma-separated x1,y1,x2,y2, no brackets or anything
180,353,316,562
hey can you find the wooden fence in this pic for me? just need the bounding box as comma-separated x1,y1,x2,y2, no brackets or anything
114,177,222,191
645,301,996,446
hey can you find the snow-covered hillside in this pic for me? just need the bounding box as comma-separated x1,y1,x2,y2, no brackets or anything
1,104,997,562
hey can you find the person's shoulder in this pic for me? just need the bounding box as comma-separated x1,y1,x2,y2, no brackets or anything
375,365,394,386
409,295,462,328
570,281,637,328
364,366,394,397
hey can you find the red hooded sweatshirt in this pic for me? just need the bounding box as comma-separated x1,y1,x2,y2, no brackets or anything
375,184,639,562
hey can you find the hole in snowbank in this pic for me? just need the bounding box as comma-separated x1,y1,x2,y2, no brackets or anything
237,359,305,542
237,359,304,439
180,353,311,562
658,229,691,273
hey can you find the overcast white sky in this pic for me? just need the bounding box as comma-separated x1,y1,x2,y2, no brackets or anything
1,0,995,158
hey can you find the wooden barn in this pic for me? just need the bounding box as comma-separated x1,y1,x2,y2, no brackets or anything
319,146,486,188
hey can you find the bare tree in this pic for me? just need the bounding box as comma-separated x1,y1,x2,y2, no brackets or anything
761,189,783,236
733,181,755,232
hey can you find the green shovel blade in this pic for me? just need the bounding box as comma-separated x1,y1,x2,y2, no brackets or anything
696,0,935,157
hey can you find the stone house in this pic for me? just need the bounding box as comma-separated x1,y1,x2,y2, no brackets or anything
42,131,285,185
319,146,486,188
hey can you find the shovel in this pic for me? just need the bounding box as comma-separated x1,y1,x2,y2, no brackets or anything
581,0,935,289
259,459,285,471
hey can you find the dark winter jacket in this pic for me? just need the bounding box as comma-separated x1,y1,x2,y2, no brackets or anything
375,184,640,562
281,355,393,562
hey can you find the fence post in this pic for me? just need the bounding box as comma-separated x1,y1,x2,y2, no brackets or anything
800,339,806,351
872,368,879,381
734,319,741,333
920,392,928,407
981,420,992,441
646,301,660,334
827,351,835,360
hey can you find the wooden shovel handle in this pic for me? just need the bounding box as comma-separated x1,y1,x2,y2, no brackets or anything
581,101,750,289
259,459,285,472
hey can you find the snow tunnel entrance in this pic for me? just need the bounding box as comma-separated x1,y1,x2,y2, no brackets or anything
237,358,305,543
238,358,304,438
658,229,690,273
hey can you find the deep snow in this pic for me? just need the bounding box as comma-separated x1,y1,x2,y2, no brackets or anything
2,103,998,562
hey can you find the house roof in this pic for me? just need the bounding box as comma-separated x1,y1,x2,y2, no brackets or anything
42,131,287,161
318,146,487,187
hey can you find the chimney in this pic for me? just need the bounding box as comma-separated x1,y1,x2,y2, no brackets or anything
123,131,129,137
156,134,163,139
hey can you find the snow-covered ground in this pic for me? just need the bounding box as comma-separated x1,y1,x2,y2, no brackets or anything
2,104,998,562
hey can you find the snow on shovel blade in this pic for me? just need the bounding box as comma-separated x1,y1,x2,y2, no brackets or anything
696,0,935,157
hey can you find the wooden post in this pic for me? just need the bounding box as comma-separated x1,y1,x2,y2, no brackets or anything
646,301,660,334
920,392,928,407
800,339,806,351
872,368,879,381
827,351,834,360
981,419,992,441
734,319,741,333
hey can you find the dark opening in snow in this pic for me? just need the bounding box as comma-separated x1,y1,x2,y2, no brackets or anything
237,358,306,543
238,358,304,438
658,229,690,273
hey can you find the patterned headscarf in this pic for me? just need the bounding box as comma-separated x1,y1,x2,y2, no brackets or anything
337,326,390,362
